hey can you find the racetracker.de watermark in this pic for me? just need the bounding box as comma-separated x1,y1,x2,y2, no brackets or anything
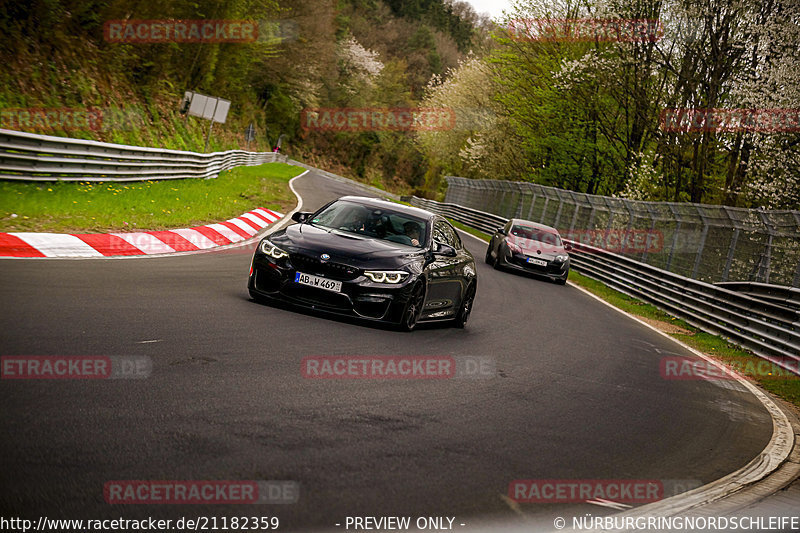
0,106,145,132
104,20,259,43
509,479,663,503
1,356,151,379
301,355,495,379
660,108,800,133
508,18,663,42
103,480,298,504
561,229,663,254
660,356,799,381
300,107,456,132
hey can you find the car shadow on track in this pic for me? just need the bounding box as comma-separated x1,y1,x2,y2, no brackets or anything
491,263,568,286
243,294,451,332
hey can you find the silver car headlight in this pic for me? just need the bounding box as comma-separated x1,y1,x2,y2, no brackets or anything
259,240,289,259
554,254,569,263
364,271,409,284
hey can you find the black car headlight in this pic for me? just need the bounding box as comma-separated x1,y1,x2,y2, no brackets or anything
554,254,569,263
364,271,409,284
259,240,289,260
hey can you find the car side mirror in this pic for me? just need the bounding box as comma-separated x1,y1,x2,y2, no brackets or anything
433,241,457,257
564,243,573,252
292,212,312,223
495,227,506,235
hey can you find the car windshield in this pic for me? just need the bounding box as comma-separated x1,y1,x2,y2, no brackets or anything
509,225,562,246
310,200,428,248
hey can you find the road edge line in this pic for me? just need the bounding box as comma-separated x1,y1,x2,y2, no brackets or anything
456,227,796,519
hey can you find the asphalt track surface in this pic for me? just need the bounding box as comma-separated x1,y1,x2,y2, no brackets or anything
0,170,777,531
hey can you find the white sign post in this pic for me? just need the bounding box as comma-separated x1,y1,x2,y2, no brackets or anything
181,91,231,152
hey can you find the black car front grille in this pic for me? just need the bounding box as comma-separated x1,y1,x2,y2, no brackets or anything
283,284,352,310
289,253,361,281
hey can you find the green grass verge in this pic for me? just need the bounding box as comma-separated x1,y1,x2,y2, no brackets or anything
0,163,302,233
450,220,492,242
448,218,800,408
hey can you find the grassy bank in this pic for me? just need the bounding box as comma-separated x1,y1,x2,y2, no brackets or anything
0,163,302,233
450,219,800,408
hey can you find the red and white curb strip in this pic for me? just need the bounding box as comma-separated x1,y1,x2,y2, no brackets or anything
0,208,283,258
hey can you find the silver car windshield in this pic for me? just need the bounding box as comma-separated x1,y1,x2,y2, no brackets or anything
510,225,562,246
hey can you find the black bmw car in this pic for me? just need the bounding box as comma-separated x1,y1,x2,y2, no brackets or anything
248,196,477,331
485,219,571,284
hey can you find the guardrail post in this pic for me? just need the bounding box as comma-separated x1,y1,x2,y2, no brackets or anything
604,197,616,232
553,193,566,229
794,213,800,287
622,200,637,256
641,205,658,263
568,192,581,232
691,208,709,280
722,228,740,282
585,201,597,232
527,187,538,220
756,210,775,284
514,183,526,218
794,258,800,288
665,205,681,272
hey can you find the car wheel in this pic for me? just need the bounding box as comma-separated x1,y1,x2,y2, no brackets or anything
453,282,476,329
484,245,494,266
493,248,505,270
399,282,425,332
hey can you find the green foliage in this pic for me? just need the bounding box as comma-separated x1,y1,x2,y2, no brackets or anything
0,0,489,196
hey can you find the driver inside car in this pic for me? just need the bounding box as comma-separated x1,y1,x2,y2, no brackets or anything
403,221,422,246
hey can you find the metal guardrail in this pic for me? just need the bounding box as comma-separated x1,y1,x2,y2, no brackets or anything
715,282,800,313
444,176,800,288
409,196,800,376
0,129,286,181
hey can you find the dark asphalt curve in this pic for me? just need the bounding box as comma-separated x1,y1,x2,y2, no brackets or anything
0,170,773,531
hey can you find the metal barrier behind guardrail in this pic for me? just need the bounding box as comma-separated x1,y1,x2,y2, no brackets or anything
409,196,800,376
715,282,800,313
443,176,800,288
0,129,286,181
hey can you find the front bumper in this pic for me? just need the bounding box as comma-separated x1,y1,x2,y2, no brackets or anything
248,252,416,323
499,249,569,280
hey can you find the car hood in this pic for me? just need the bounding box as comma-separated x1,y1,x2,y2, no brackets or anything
269,224,424,268
507,236,566,260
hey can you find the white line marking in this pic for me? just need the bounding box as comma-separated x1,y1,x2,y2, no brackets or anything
456,227,492,244
455,224,794,520
567,280,794,520
137,339,162,344
11,233,104,257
